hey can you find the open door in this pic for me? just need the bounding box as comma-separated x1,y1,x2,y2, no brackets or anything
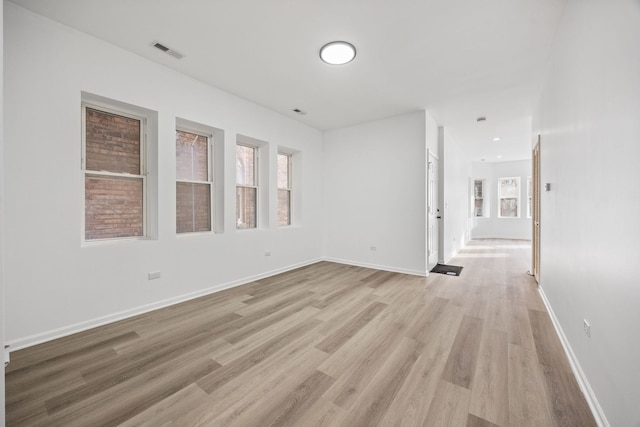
532,136,541,283
427,151,440,271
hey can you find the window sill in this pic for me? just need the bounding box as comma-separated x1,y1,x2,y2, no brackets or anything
81,236,153,247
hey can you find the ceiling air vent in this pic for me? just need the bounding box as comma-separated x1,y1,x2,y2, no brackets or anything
151,41,185,59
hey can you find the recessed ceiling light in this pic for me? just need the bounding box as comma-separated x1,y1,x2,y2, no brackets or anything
320,41,356,65
497,155,503,159
476,117,487,123
292,108,307,115
493,137,500,141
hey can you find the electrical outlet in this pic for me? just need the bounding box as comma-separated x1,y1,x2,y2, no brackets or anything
370,246,377,251
583,319,591,337
148,271,161,280
264,251,271,257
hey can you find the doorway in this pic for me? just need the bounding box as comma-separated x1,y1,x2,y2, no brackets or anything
427,150,440,272
532,136,541,283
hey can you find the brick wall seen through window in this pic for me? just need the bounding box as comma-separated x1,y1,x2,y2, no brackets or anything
277,153,291,226
236,144,257,229
84,107,145,240
176,129,211,233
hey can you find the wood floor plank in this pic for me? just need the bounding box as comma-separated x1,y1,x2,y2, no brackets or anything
529,308,597,427
507,343,554,427
378,305,464,427
405,296,449,342
360,270,397,288
469,329,509,426
5,240,597,427
6,320,147,373
441,315,484,389
223,296,318,345
211,306,320,365
118,383,210,427
45,336,228,414
237,370,335,427
294,397,347,427
197,317,322,393
182,346,329,426
320,316,407,410
339,337,423,427
48,355,221,426
6,332,137,388
317,306,402,380
313,285,376,323
115,311,242,355
315,301,387,354
466,413,500,427
422,380,472,427
234,288,315,317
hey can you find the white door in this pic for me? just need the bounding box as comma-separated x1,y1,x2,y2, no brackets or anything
427,151,440,271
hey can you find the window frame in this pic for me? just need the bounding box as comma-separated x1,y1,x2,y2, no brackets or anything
81,102,147,242
473,179,485,218
236,142,259,229
277,152,292,227
497,176,521,219
175,127,214,234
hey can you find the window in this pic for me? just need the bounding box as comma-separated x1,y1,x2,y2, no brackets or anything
277,153,292,226
527,177,532,218
474,180,485,217
498,177,520,218
82,104,146,240
176,129,212,233
236,144,257,229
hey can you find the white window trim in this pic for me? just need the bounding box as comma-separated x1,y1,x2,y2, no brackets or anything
277,152,292,227
473,179,485,218
81,102,147,242
175,127,214,234
497,176,521,219
236,143,259,230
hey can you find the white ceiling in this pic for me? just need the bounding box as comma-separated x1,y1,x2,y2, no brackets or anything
9,0,567,161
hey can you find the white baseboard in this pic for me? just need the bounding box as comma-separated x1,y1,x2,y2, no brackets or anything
537,286,610,427
7,258,323,352
322,257,426,277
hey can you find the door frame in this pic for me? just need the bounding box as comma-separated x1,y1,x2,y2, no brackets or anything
427,149,440,272
532,135,541,283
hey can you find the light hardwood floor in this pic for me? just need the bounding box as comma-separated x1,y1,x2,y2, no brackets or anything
5,239,596,426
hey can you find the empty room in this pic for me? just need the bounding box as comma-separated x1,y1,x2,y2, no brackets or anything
1,0,639,426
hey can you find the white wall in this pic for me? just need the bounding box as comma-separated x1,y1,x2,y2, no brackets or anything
323,111,436,276
1,0,6,423
441,128,472,262
533,1,640,426
3,4,324,348
471,160,532,240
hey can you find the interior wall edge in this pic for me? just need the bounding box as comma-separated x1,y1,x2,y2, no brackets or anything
538,286,610,427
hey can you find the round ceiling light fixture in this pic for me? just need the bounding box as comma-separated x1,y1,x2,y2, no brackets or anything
320,41,356,65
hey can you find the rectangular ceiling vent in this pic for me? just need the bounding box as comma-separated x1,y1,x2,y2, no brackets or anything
151,41,185,60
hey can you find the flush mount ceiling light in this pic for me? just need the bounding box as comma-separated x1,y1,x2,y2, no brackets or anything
493,137,500,141
319,41,356,65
